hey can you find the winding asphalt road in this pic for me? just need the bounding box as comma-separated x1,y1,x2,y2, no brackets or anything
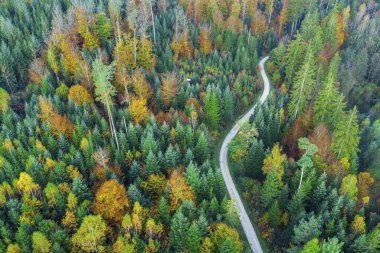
219,56,270,253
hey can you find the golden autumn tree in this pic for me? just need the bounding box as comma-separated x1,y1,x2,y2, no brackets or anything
262,144,286,185
278,0,288,36
132,70,153,99
251,11,268,36
93,179,129,223
357,172,375,205
0,87,10,112
169,170,196,210
59,41,81,78
141,174,167,200
199,27,213,55
75,8,99,50
68,85,93,105
39,97,75,137
161,72,180,108
130,97,149,124
137,37,156,71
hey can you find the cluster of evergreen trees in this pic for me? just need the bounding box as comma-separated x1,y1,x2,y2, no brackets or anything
230,1,380,252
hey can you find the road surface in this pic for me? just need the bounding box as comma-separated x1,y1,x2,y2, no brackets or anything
219,56,270,253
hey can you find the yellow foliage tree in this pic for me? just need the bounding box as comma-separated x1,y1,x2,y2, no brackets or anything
199,27,213,55
141,174,167,200
16,172,40,196
262,144,286,185
169,170,196,210
0,87,10,112
93,180,129,223
6,243,21,253
211,223,243,252
137,37,155,71
71,215,107,252
130,97,149,124
161,72,180,108
132,70,152,99
351,215,366,235
68,85,93,105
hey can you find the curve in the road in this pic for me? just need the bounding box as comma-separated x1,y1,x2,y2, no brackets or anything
219,56,270,253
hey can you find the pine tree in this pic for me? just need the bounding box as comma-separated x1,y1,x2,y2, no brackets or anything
145,150,159,174
220,238,235,253
158,197,171,225
260,167,280,209
285,33,305,84
195,132,209,165
313,55,345,130
332,107,360,162
169,210,189,252
268,200,281,228
186,223,201,253
289,43,316,118
244,139,265,179
204,89,220,130
223,87,234,121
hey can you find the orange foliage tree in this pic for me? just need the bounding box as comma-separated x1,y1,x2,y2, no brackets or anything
199,27,213,55
161,72,180,108
38,97,75,138
93,179,129,223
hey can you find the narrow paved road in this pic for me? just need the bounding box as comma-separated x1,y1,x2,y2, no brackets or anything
220,56,270,253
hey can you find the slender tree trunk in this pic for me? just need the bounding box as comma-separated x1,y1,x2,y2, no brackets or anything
104,95,120,151
298,167,304,191
291,21,295,37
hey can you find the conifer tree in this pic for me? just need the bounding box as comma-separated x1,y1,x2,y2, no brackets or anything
169,210,189,252
332,107,360,162
204,89,220,130
313,55,345,130
195,132,209,164
187,223,201,253
261,167,280,209
289,43,316,118
244,139,265,178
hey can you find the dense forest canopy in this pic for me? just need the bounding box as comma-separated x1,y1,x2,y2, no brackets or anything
0,0,379,252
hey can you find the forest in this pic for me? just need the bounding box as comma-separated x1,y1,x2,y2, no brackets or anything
0,0,379,252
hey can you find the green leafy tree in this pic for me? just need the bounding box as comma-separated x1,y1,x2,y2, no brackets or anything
92,58,119,151
301,238,321,253
32,232,51,253
71,215,107,252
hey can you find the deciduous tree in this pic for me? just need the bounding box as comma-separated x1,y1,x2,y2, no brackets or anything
93,180,129,223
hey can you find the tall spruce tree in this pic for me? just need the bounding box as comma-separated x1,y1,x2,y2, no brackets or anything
332,107,360,162
288,43,316,118
260,167,281,209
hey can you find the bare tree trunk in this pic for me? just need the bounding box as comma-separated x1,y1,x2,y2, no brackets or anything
104,95,120,151
298,167,304,191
